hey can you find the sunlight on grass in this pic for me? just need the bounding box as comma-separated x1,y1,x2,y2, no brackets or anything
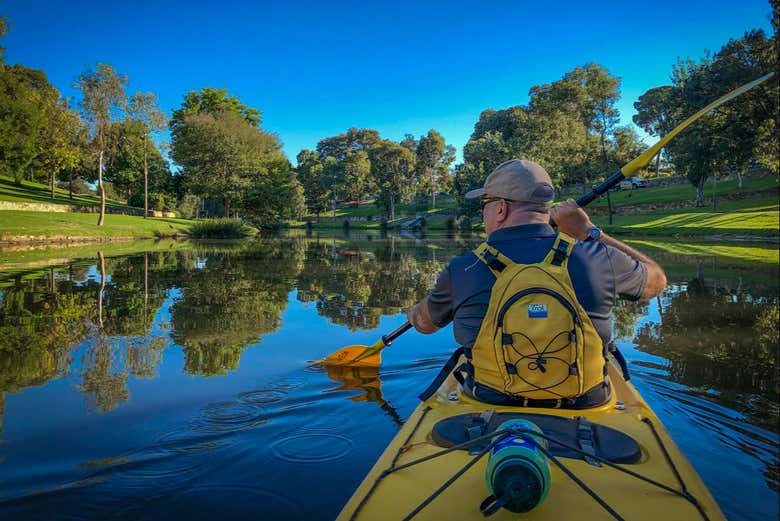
624,210,778,231
626,239,779,265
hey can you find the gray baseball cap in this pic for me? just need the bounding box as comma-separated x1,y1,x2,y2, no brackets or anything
465,159,555,207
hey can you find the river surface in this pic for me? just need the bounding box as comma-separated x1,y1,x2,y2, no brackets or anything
0,232,777,520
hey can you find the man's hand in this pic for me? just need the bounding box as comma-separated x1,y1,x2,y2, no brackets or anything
550,199,594,240
406,300,440,334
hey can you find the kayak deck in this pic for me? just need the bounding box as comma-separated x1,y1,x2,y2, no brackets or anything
338,361,725,521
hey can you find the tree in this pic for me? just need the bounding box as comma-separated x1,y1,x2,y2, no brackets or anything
667,30,778,200
315,127,381,161
170,87,261,129
415,129,454,208
0,64,57,184
0,15,8,61
342,150,371,207
296,149,330,219
171,103,297,221
75,63,128,225
633,85,679,174
127,92,168,217
313,128,382,206
462,131,510,178
171,110,268,217
244,155,305,227
322,156,343,217
610,126,647,170
36,98,85,199
516,109,590,186
369,140,415,220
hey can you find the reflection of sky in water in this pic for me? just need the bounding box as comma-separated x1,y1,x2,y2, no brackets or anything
0,238,777,521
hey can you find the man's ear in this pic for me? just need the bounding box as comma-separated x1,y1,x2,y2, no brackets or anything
496,200,508,222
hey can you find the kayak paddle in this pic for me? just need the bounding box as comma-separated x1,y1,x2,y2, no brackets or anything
320,321,412,366
320,71,775,367
576,71,775,206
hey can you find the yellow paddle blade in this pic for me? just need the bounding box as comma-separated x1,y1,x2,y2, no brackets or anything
320,344,383,367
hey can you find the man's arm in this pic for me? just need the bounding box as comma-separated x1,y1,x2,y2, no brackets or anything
551,199,667,300
597,232,667,299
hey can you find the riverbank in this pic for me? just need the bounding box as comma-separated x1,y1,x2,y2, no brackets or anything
0,210,193,245
296,198,779,240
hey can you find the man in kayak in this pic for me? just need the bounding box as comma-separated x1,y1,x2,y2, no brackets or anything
406,158,666,407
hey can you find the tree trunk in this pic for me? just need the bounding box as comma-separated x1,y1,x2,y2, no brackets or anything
143,252,149,335
606,189,613,225
655,151,661,177
143,136,149,219
431,168,437,209
695,176,706,207
224,197,231,218
69,171,73,200
711,171,718,210
50,168,56,199
97,251,106,330
389,194,395,221
97,149,106,226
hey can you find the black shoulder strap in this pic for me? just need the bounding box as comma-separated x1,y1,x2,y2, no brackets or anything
473,242,514,276
542,232,577,267
418,347,464,401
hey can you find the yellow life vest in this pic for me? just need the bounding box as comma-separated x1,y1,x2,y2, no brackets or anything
470,232,606,400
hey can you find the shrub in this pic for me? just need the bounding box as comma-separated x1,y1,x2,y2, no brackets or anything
189,219,257,239
177,194,200,219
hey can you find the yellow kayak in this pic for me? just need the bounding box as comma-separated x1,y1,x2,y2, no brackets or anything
337,360,725,521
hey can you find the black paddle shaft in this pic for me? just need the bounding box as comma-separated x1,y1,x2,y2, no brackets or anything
382,321,413,346
551,170,626,227
576,171,626,207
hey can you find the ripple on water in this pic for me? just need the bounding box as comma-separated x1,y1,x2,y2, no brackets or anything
270,432,354,464
155,429,236,455
191,400,268,435
111,450,211,485
272,376,307,390
237,389,289,406
109,484,305,520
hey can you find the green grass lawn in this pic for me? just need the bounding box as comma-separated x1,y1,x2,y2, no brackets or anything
0,210,193,240
594,198,779,237
625,238,779,265
586,174,777,207
0,175,136,210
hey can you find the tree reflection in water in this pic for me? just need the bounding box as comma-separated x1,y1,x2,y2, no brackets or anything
0,236,776,437
630,259,779,432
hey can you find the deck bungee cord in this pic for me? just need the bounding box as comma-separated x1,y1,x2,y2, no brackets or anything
349,412,711,521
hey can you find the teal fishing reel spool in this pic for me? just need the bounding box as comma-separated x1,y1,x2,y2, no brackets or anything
481,419,551,516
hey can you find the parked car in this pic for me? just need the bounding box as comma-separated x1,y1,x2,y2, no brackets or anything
618,177,648,190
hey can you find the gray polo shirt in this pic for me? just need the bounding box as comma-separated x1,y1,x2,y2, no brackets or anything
427,224,647,349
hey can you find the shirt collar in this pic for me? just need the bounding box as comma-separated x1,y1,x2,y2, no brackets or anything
488,223,556,242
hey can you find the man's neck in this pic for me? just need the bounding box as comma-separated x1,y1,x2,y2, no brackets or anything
498,211,550,230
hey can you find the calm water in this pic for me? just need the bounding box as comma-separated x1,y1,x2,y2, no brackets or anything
0,233,777,520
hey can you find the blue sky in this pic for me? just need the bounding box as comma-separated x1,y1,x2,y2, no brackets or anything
3,1,774,164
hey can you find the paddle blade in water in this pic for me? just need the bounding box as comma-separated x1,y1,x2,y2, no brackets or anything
320,345,382,367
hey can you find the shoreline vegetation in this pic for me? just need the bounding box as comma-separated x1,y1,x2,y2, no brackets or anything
0,173,777,246
0,233,777,277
